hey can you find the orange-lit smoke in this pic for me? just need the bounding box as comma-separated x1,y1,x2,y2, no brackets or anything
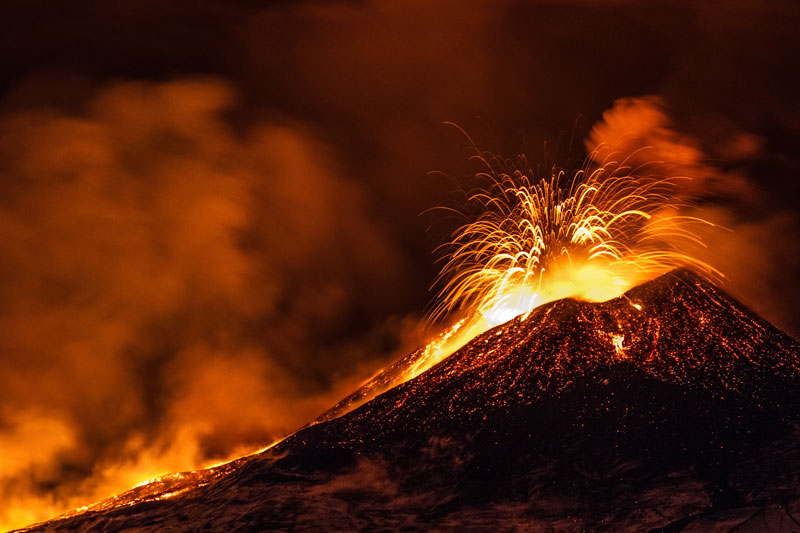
586,97,800,338
0,78,414,530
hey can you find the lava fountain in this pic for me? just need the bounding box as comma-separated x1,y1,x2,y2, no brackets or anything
403,136,722,381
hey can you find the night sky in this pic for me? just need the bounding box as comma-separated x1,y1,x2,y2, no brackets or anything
1,0,799,527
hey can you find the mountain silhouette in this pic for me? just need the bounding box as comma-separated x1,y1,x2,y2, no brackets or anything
22,269,800,532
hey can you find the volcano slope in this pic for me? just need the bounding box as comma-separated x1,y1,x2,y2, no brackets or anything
23,269,800,532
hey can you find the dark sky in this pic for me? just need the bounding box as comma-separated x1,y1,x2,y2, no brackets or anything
1,0,799,527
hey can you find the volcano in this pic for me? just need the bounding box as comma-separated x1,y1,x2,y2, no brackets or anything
20,269,800,532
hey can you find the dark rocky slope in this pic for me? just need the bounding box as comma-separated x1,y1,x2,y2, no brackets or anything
24,269,800,532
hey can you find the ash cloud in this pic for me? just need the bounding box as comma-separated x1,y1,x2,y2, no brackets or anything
0,78,419,527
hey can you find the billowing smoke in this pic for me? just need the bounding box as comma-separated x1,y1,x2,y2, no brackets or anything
0,78,423,529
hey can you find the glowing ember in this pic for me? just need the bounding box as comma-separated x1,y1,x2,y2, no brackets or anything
612,333,626,357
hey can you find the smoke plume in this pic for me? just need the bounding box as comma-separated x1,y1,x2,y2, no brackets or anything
585,97,800,336
0,78,418,529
